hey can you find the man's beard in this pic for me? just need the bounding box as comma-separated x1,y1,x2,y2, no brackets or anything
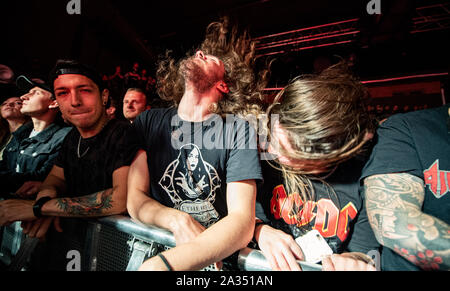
180,57,221,93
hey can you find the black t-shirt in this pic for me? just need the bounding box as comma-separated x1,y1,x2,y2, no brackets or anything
133,107,262,227
31,119,138,271
55,118,138,197
257,155,380,254
361,105,450,271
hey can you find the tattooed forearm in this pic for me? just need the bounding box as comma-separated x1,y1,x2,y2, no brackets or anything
55,187,116,216
364,173,450,270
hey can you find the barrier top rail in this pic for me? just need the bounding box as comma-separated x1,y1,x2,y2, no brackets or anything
97,215,322,271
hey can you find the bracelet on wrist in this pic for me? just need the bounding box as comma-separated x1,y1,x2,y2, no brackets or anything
32,196,52,218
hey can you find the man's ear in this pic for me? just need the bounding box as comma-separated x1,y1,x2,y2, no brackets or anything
363,130,374,142
106,106,116,115
101,89,110,106
48,99,59,109
216,81,229,94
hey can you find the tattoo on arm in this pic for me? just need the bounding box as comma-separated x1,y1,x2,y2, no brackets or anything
55,187,116,216
364,173,450,270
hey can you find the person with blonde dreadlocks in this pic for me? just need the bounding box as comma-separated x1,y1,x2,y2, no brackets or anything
127,18,269,271
254,63,380,271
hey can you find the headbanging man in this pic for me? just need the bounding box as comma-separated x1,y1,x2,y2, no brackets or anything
127,18,269,271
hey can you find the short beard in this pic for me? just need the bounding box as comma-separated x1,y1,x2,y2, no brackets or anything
180,57,220,93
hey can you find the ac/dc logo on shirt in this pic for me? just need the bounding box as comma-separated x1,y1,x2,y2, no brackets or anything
270,185,358,242
424,160,450,199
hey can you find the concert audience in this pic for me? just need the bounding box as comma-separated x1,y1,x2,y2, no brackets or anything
0,21,445,271
0,60,138,270
0,76,70,198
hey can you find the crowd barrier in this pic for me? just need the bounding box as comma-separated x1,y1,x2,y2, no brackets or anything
0,215,322,271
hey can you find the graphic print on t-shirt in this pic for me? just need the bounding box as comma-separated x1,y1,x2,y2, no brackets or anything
159,143,221,227
424,159,450,199
270,184,358,242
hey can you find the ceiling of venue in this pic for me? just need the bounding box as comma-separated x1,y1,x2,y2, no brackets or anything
1,0,448,85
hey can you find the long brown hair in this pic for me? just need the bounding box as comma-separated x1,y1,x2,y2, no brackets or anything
156,17,270,118
266,62,374,203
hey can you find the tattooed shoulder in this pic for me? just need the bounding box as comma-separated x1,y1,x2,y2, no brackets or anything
364,173,425,210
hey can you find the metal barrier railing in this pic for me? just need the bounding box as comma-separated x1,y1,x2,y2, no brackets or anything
97,215,322,271
1,214,322,271
98,216,176,247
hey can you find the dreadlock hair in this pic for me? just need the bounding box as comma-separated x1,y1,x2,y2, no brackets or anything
156,17,270,119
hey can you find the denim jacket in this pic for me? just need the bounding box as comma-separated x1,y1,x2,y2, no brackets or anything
0,122,71,194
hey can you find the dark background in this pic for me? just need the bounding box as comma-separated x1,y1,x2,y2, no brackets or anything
1,0,449,115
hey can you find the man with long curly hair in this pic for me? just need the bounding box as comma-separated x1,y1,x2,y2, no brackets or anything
127,18,268,271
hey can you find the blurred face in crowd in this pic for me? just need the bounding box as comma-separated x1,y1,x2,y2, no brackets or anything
123,90,149,122
267,119,327,174
53,74,108,134
1,97,24,120
106,103,117,120
181,50,226,93
20,87,56,117
133,63,139,72
267,120,304,169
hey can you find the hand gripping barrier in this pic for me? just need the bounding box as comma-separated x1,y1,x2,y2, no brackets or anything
97,215,322,271
1,215,322,271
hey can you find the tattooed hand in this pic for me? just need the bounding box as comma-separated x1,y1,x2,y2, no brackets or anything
364,173,450,270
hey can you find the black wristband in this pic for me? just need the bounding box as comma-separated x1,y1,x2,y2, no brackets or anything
253,220,266,243
157,253,173,271
33,196,52,218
